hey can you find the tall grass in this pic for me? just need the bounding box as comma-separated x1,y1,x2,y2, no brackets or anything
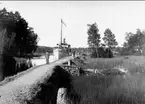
65,56,145,104
86,57,124,70
85,56,145,74
69,73,145,104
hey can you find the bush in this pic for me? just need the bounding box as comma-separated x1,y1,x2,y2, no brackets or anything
3,56,33,78
3,56,16,77
91,47,113,58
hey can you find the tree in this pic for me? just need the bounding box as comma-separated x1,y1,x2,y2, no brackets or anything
0,28,8,80
102,28,118,57
0,8,38,57
103,28,118,49
14,19,38,57
87,23,101,57
124,29,145,55
0,8,38,81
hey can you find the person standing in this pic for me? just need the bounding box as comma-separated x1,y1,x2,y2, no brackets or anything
45,52,50,64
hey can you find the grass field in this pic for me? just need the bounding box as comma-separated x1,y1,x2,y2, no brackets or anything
85,55,145,74
66,55,145,104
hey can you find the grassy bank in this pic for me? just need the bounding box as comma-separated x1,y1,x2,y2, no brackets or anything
66,55,145,104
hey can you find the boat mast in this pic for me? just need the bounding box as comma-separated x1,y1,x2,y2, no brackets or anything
60,19,67,46
60,19,63,45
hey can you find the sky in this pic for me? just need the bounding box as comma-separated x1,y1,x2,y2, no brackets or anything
1,1,145,48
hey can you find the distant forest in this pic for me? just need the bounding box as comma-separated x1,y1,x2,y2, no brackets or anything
35,46,91,56
34,46,53,56
35,46,90,55
35,46,123,56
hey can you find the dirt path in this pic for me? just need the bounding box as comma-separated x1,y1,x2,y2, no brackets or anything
0,56,74,104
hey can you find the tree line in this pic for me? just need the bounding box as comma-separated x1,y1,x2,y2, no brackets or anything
87,23,118,58
81,22,145,57
0,8,38,81
34,46,53,56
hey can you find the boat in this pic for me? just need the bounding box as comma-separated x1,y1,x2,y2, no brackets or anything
48,19,72,63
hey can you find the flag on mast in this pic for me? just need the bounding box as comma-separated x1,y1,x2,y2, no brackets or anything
61,19,67,27
60,19,67,44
